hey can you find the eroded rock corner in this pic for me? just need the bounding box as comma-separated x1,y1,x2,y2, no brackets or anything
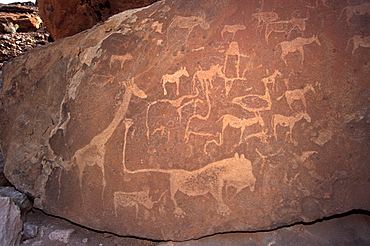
0,0,369,241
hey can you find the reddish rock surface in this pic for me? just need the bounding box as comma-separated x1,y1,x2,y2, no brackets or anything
1,0,370,241
0,3,42,33
38,0,158,40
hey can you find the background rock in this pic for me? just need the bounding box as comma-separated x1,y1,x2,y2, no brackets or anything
0,3,42,33
0,197,22,246
0,0,370,241
38,0,158,40
0,186,32,215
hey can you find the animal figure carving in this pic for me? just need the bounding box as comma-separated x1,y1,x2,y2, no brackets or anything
114,187,167,218
72,79,147,197
109,54,133,69
192,64,225,92
272,112,311,143
168,15,210,33
276,35,321,65
265,17,308,44
339,3,370,25
161,67,189,95
346,35,370,54
221,24,246,38
261,69,281,91
277,84,315,110
232,88,272,112
124,153,256,218
252,12,279,27
218,113,265,145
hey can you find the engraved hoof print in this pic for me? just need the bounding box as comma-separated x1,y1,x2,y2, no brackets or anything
174,207,186,218
217,205,231,216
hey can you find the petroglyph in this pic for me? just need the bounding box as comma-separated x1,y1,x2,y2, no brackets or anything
145,89,200,139
161,67,190,95
109,54,134,69
218,113,265,145
72,79,146,196
265,17,308,44
295,151,318,163
346,35,370,54
276,35,321,65
255,148,280,173
221,24,246,39
261,69,281,91
192,64,225,92
245,129,269,143
151,21,164,34
166,15,209,46
272,112,311,143
168,15,210,33
114,187,167,218
277,84,315,110
124,153,256,217
252,12,279,27
223,42,248,94
339,2,370,25
232,88,272,112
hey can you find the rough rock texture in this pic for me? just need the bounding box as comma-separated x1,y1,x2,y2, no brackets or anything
21,209,158,246
0,186,32,215
0,197,22,246
0,3,42,33
38,0,158,40
20,209,370,245
0,0,370,241
159,213,370,246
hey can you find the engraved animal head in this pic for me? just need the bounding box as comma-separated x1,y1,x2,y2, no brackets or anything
302,112,311,122
226,153,256,192
178,67,190,77
304,84,315,93
312,35,321,46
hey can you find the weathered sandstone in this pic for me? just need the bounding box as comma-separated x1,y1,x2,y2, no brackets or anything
38,0,158,40
0,0,369,241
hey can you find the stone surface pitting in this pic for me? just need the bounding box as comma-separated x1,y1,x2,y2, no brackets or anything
0,0,369,241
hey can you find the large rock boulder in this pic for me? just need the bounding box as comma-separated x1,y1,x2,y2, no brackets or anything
38,0,158,40
0,3,42,33
0,197,22,246
1,0,369,241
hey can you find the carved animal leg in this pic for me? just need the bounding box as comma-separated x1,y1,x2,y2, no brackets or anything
239,126,246,145
170,185,185,218
298,47,305,66
163,82,168,95
176,80,180,95
211,182,231,216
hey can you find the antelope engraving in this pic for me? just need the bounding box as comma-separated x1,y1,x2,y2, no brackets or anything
218,113,265,145
276,35,321,65
339,2,370,25
161,67,190,95
221,24,246,39
109,54,133,69
252,12,279,27
192,64,225,92
261,69,282,91
114,187,167,218
168,15,210,33
272,112,311,143
145,89,200,139
346,35,370,54
277,84,315,110
265,17,308,44
123,153,256,218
